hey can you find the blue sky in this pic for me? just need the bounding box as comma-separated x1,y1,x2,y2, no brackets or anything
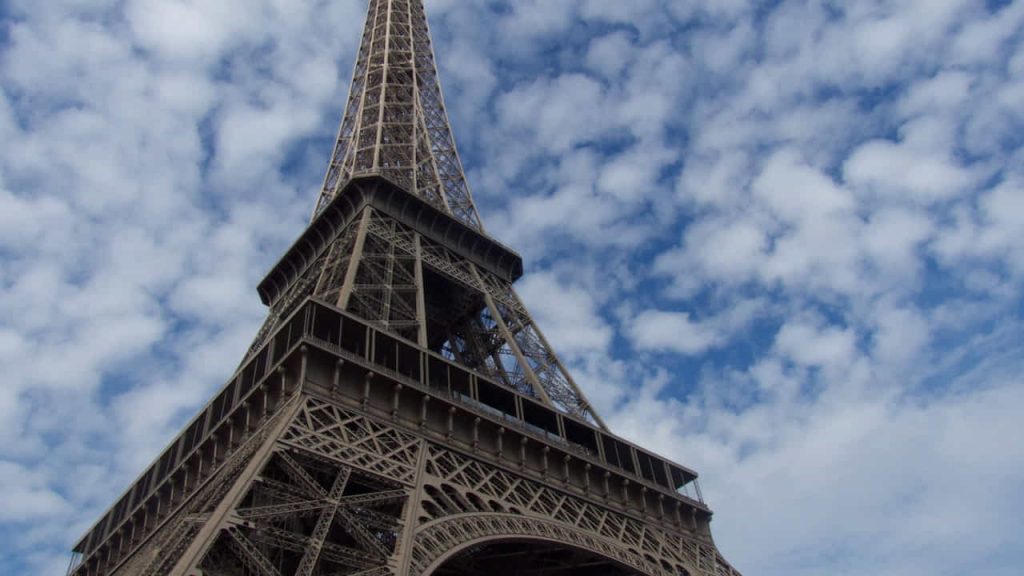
1,0,1023,574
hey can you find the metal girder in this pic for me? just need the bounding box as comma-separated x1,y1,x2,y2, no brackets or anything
276,451,329,499
253,477,314,503
338,489,408,507
247,525,380,570
295,468,351,576
235,500,330,521
335,512,391,559
225,527,283,576
300,201,607,426
188,443,405,576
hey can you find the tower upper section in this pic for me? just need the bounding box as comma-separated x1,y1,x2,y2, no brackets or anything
258,0,604,428
314,0,483,230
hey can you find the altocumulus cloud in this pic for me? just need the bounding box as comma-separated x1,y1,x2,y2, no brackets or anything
1,0,1023,575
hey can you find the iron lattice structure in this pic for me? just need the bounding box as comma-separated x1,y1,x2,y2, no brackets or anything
314,0,481,229
68,1,742,575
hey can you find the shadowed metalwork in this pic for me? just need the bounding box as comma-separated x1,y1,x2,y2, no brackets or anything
68,1,741,575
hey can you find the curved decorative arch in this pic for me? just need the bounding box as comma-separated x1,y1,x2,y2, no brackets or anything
407,513,692,576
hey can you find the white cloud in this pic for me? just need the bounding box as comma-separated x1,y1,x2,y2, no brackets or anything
951,1,1024,67
860,208,934,287
0,462,69,523
844,124,980,203
516,272,613,357
585,31,636,80
627,299,764,357
494,0,575,49
774,320,857,371
898,71,973,117
596,140,676,201
706,375,1024,576
977,180,1024,275
629,310,721,355
870,305,931,369
495,73,610,154
754,148,854,221
127,0,245,62
932,177,1024,276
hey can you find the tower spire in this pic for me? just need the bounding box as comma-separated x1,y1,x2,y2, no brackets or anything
315,0,482,230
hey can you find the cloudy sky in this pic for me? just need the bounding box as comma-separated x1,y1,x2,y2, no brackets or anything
2,0,1023,574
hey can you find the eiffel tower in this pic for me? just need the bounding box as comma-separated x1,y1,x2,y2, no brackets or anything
68,2,741,575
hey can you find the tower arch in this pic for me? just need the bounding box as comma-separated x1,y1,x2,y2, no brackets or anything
408,513,696,576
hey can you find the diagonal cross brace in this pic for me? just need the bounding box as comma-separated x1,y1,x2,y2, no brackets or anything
276,451,328,499
226,527,283,576
236,500,330,521
295,467,352,576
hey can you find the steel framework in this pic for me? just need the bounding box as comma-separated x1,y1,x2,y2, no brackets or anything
68,1,741,575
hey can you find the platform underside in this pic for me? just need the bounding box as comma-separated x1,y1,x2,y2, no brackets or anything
433,541,642,576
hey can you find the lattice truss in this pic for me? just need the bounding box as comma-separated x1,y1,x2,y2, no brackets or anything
314,0,481,230
370,209,601,424
109,399,301,576
117,397,735,576
109,435,255,576
116,399,421,576
251,0,602,425
345,212,423,344
248,225,359,359
249,205,602,425
195,449,405,576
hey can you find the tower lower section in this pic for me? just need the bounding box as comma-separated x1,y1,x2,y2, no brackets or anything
69,300,739,576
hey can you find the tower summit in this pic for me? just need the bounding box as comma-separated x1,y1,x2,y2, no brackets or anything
69,1,741,575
